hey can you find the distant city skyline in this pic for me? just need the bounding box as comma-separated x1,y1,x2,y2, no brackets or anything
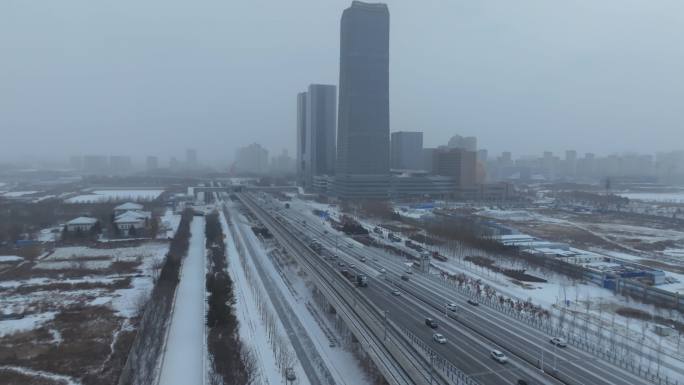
1,0,683,164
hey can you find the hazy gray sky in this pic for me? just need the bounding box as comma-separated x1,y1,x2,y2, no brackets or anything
1,0,683,165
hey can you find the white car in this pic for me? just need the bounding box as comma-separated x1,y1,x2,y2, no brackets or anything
550,337,567,347
433,333,447,344
491,349,508,364
379,268,387,274
446,302,458,311
391,289,401,296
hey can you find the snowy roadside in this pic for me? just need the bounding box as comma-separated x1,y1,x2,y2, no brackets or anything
220,209,302,385
157,217,207,385
227,203,372,385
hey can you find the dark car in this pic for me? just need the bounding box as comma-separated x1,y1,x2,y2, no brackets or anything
401,274,410,281
425,318,438,329
467,299,479,306
517,380,529,385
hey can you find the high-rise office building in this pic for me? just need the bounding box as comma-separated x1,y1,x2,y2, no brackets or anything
432,148,477,187
186,148,197,168
146,156,159,171
235,143,269,174
296,85,337,190
447,134,477,151
335,1,390,198
296,92,308,186
390,131,423,170
82,155,109,173
565,150,577,177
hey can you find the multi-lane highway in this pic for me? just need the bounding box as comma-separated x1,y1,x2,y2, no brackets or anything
234,192,451,385
246,192,659,385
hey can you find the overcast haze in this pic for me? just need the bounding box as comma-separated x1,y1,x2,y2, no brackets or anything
1,0,683,165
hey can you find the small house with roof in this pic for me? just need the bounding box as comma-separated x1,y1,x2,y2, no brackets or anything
114,202,144,217
114,210,151,236
66,217,99,232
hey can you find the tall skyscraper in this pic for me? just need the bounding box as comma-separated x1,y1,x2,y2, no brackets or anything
390,131,423,170
335,1,390,198
296,92,308,187
146,156,159,171
235,143,269,174
186,148,197,168
296,85,337,190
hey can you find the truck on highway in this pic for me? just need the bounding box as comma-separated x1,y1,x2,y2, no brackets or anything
309,240,323,254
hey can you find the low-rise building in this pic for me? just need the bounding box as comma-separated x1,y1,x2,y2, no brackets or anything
114,211,150,235
114,202,145,217
66,217,99,232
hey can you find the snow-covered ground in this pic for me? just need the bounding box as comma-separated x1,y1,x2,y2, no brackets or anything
0,312,58,338
65,189,164,203
225,202,372,385
0,256,23,263
0,365,82,385
158,217,207,385
1,190,40,198
221,210,298,385
618,192,684,203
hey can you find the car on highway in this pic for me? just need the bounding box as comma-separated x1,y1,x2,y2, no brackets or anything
432,333,447,344
446,302,458,311
425,318,438,329
490,349,508,364
405,269,413,274
550,337,567,347
516,380,529,385
337,261,345,267
401,274,410,281
391,289,401,296
360,256,367,262
467,299,479,306
349,264,356,269
379,268,386,274
285,367,296,381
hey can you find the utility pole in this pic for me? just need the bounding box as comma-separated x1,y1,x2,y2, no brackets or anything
553,343,558,370
384,310,389,341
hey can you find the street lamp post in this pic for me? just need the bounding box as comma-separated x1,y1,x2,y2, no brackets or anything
384,310,389,341
429,351,435,384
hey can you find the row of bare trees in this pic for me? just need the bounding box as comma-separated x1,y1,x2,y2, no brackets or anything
205,212,256,385
227,210,298,380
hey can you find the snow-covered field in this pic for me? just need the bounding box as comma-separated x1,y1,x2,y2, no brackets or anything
1,190,40,198
0,212,182,383
0,256,23,263
619,192,684,203
65,189,164,203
